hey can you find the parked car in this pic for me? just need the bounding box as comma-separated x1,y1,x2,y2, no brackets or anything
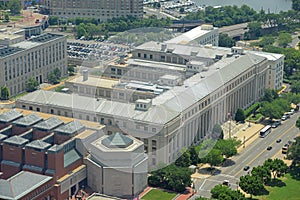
281,115,287,121
222,180,230,186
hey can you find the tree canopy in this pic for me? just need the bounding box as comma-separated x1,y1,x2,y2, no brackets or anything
203,149,223,169
26,77,39,92
239,175,265,198
235,108,245,122
148,164,192,193
8,0,21,15
215,139,240,158
211,184,246,200
0,86,10,100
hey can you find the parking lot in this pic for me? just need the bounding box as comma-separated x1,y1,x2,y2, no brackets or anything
67,40,130,64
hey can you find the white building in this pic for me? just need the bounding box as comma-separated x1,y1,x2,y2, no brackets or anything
85,132,148,199
165,24,219,46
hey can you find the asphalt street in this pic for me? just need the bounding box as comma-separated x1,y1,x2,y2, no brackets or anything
192,111,300,199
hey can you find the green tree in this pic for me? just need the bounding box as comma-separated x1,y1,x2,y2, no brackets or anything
277,32,292,48
239,175,265,199
4,13,9,22
211,184,246,200
247,21,262,39
189,146,199,165
215,139,239,158
235,108,245,122
262,89,278,102
175,148,191,167
292,0,300,11
179,7,185,14
48,68,61,84
203,149,223,170
287,136,300,163
291,81,300,94
296,118,300,129
148,164,192,193
218,33,235,47
8,0,21,15
0,86,9,100
67,65,75,76
263,158,288,179
251,165,271,184
25,77,39,92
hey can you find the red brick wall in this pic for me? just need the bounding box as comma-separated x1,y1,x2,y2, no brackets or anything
0,164,21,179
2,144,23,163
25,148,46,169
12,126,30,136
47,151,64,179
0,122,9,130
54,134,71,145
33,129,51,140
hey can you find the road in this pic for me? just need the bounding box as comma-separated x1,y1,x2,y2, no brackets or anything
192,112,300,199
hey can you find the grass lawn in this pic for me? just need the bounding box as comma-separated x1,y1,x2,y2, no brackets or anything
257,174,300,200
141,189,177,200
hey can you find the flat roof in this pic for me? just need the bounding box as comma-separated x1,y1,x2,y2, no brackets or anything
68,76,118,89
165,25,217,44
29,33,63,43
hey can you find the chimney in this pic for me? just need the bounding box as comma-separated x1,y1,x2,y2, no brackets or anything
83,70,88,81
161,43,167,51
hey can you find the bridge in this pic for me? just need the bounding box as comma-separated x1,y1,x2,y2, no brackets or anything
167,20,205,31
218,23,249,39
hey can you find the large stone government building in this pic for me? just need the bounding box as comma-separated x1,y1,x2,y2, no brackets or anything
39,0,144,22
16,40,284,169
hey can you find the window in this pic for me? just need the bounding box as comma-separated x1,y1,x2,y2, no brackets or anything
36,107,40,112
100,118,105,124
150,54,153,59
138,53,141,57
50,109,54,114
29,106,33,110
152,140,157,147
152,127,157,133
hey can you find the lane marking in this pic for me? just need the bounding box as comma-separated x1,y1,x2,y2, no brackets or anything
234,125,295,177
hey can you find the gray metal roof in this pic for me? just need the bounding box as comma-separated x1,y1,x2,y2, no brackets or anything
54,120,85,136
12,113,43,127
25,140,51,150
0,110,22,123
0,171,52,200
3,135,29,146
0,133,8,141
64,149,81,167
102,132,133,148
33,117,64,131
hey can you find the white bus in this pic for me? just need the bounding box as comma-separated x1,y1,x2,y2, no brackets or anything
260,125,272,138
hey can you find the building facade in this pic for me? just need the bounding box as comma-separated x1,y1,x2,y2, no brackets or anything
40,0,143,22
0,33,67,96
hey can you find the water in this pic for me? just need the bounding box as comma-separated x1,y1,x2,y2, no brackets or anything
194,0,292,13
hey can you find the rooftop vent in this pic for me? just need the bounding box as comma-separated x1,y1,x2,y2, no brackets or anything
135,99,152,111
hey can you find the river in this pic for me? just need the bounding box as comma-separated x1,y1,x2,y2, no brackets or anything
194,0,292,13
